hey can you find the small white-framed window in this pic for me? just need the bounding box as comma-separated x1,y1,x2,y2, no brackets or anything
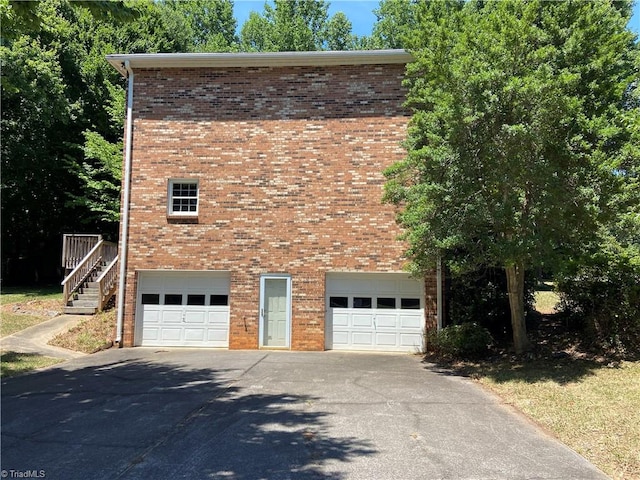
168,179,199,216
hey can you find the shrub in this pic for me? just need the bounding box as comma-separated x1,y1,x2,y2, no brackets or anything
446,266,535,344
428,323,494,358
557,246,640,357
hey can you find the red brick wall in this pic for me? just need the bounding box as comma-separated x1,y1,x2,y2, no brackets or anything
119,62,436,349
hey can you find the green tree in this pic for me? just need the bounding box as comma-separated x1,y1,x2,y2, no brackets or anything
384,0,638,353
67,0,239,230
556,49,640,352
371,0,464,50
66,132,123,226
165,0,238,52
1,0,93,282
239,0,354,51
239,11,270,51
1,0,241,283
66,0,198,232
371,0,418,49
326,11,353,50
1,0,138,39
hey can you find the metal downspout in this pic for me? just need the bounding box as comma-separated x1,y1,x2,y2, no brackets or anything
437,257,443,330
115,60,134,346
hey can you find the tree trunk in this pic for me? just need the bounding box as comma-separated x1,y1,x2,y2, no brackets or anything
505,262,531,354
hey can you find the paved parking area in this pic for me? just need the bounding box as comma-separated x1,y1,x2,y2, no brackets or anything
1,349,608,479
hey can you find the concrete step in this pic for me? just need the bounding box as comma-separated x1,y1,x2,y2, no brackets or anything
76,291,99,299
72,300,99,307
63,306,97,315
74,290,99,298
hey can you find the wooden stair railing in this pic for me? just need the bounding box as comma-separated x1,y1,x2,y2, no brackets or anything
95,255,119,312
61,240,118,309
62,234,102,272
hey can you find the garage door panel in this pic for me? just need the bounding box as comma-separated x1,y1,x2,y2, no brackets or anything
352,332,374,346
142,307,160,324
142,328,159,342
327,273,425,353
207,309,230,325
376,314,398,328
400,333,423,347
332,332,349,345
207,329,228,343
136,271,230,347
184,310,206,324
184,328,206,341
400,314,423,329
375,333,398,346
161,310,183,325
332,311,349,327
352,313,374,328
160,328,182,341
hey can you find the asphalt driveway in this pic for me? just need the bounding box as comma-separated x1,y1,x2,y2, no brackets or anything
1,349,608,479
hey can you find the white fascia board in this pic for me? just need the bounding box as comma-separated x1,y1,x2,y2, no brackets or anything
106,50,413,77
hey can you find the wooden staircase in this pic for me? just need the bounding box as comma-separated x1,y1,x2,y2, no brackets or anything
64,265,106,314
61,235,118,315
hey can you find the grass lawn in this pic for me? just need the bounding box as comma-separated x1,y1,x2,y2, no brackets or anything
1,286,67,377
1,311,54,338
533,290,560,314
435,285,640,479
466,359,640,480
1,285,64,337
0,351,64,377
0,286,115,378
1,285,63,305
1,286,115,361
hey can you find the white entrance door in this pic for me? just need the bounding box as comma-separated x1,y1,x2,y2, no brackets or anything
325,273,425,352
260,275,291,348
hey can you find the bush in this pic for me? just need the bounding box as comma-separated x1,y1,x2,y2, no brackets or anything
446,266,535,344
428,323,494,358
557,246,640,357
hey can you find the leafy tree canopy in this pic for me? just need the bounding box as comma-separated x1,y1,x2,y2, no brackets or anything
0,0,241,283
239,0,358,51
384,0,639,353
164,0,238,52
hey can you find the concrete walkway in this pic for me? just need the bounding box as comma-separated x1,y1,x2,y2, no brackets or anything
0,314,87,359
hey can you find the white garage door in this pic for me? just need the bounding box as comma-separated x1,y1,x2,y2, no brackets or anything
135,271,230,347
326,273,425,353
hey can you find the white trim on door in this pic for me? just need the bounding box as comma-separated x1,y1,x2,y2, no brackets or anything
259,274,292,349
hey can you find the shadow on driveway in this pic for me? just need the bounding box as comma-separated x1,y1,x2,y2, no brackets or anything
2,349,610,480
1,353,375,479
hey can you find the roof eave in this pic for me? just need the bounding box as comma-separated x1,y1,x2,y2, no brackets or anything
106,50,413,77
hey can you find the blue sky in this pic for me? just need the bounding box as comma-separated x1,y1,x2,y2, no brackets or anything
233,0,640,38
627,1,640,34
231,0,378,36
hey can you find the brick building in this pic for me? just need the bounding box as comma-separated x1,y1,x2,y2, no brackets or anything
106,50,440,352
